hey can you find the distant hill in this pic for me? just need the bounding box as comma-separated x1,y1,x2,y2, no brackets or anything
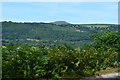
50,21,70,25
2,21,118,47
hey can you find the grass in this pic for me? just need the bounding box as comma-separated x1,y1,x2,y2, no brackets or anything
61,68,119,78
95,67,119,76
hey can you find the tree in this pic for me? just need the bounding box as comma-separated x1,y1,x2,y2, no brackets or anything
92,31,120,51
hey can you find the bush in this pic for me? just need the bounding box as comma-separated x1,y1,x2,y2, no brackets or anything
92,31,120,51
2,43,118,78
2,45,50,78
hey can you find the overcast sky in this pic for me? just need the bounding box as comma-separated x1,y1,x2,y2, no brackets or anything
2,2,118,24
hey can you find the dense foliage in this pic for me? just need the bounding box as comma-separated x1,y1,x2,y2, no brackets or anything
92,31,120,51
2,21,119,78
2,31,119,78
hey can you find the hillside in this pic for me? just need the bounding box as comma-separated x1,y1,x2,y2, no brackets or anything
2,21,119,79
2,21,118,47
50,21,70,25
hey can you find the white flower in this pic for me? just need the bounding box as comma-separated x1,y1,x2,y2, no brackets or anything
32,47,37,49
2,46,6,48
17,47,21,50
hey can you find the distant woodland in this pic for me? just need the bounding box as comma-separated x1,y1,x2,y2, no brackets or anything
2,21,118,47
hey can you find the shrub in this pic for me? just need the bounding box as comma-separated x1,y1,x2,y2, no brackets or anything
92,31,120,51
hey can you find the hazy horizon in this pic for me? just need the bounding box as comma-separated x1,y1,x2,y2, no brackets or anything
2,20,118,24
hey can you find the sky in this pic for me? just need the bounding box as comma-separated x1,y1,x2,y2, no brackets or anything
1,0,120,2
2,2,118,24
